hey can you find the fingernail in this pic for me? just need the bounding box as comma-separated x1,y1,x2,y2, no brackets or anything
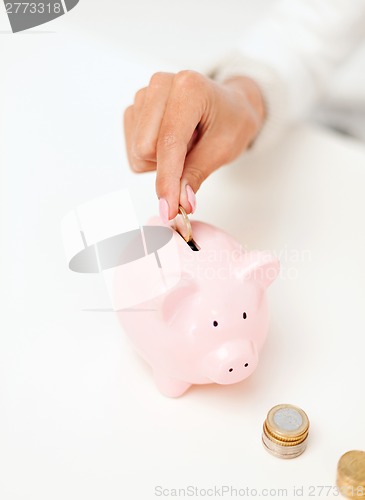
186,184,196,214
159,198,170,224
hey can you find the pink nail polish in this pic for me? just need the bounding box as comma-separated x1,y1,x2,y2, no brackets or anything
159,198,170,224
186,185,196,214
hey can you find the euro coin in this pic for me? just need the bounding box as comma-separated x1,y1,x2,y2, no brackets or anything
337,450,365,498
262,404,309,459
172,205,193,243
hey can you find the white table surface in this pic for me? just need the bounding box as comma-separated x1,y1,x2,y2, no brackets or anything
1,3,365,500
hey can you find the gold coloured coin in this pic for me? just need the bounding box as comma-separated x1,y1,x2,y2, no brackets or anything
172,205,193,243
337,450,365,499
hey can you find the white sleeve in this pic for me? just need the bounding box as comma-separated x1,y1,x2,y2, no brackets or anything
212,0,365,151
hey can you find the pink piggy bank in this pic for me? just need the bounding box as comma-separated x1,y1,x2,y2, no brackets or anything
116,219,280,397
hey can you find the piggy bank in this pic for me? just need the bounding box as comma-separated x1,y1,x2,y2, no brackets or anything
116,218,280,397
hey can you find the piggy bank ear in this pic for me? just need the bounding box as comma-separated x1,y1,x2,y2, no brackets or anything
161,278,198,324
241,251,280,289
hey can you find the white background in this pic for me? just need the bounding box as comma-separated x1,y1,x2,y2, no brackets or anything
1,2,365,499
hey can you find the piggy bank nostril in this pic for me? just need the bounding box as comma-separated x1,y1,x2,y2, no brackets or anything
244,363,249,367
229,368,233,372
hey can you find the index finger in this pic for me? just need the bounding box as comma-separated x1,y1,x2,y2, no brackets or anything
155,71,205,220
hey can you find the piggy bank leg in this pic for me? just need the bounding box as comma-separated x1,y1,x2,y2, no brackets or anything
153,372,191,397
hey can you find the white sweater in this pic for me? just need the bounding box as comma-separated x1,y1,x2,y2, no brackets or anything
213,0,365,149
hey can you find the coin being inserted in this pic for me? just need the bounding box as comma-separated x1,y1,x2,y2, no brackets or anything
262,404,310,459
171,205,193,243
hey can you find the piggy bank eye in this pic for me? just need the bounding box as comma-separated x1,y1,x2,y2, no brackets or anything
213,321,218,327
243,312,247,319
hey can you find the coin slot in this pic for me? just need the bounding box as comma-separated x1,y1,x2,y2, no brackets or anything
187,239,200,251
173,225,200,251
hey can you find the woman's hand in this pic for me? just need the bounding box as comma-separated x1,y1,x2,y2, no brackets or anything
124,71,265,222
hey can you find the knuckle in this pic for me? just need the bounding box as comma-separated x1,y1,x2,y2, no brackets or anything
124,105,133,117
133,87,147,106
130,163,145,173
123,106,133,125
133,139,156,160
149,71,170,88
175,70,203,88
131,159,154,173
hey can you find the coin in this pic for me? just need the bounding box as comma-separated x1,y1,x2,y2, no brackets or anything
262,433,308,459
337,450,365,498
171,205,193,243
262,404,309,459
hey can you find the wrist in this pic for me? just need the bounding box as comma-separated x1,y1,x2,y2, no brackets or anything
223,75,266,141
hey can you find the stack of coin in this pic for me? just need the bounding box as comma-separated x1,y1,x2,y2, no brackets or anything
262,404,310,459
337,450,365,498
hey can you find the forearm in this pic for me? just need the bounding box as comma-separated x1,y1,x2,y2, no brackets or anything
212,0,365,151
222,76,266,144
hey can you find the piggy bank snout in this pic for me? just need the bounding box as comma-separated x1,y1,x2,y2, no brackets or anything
202,340,258,385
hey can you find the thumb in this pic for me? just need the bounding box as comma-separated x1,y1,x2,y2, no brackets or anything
179,140,223,214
